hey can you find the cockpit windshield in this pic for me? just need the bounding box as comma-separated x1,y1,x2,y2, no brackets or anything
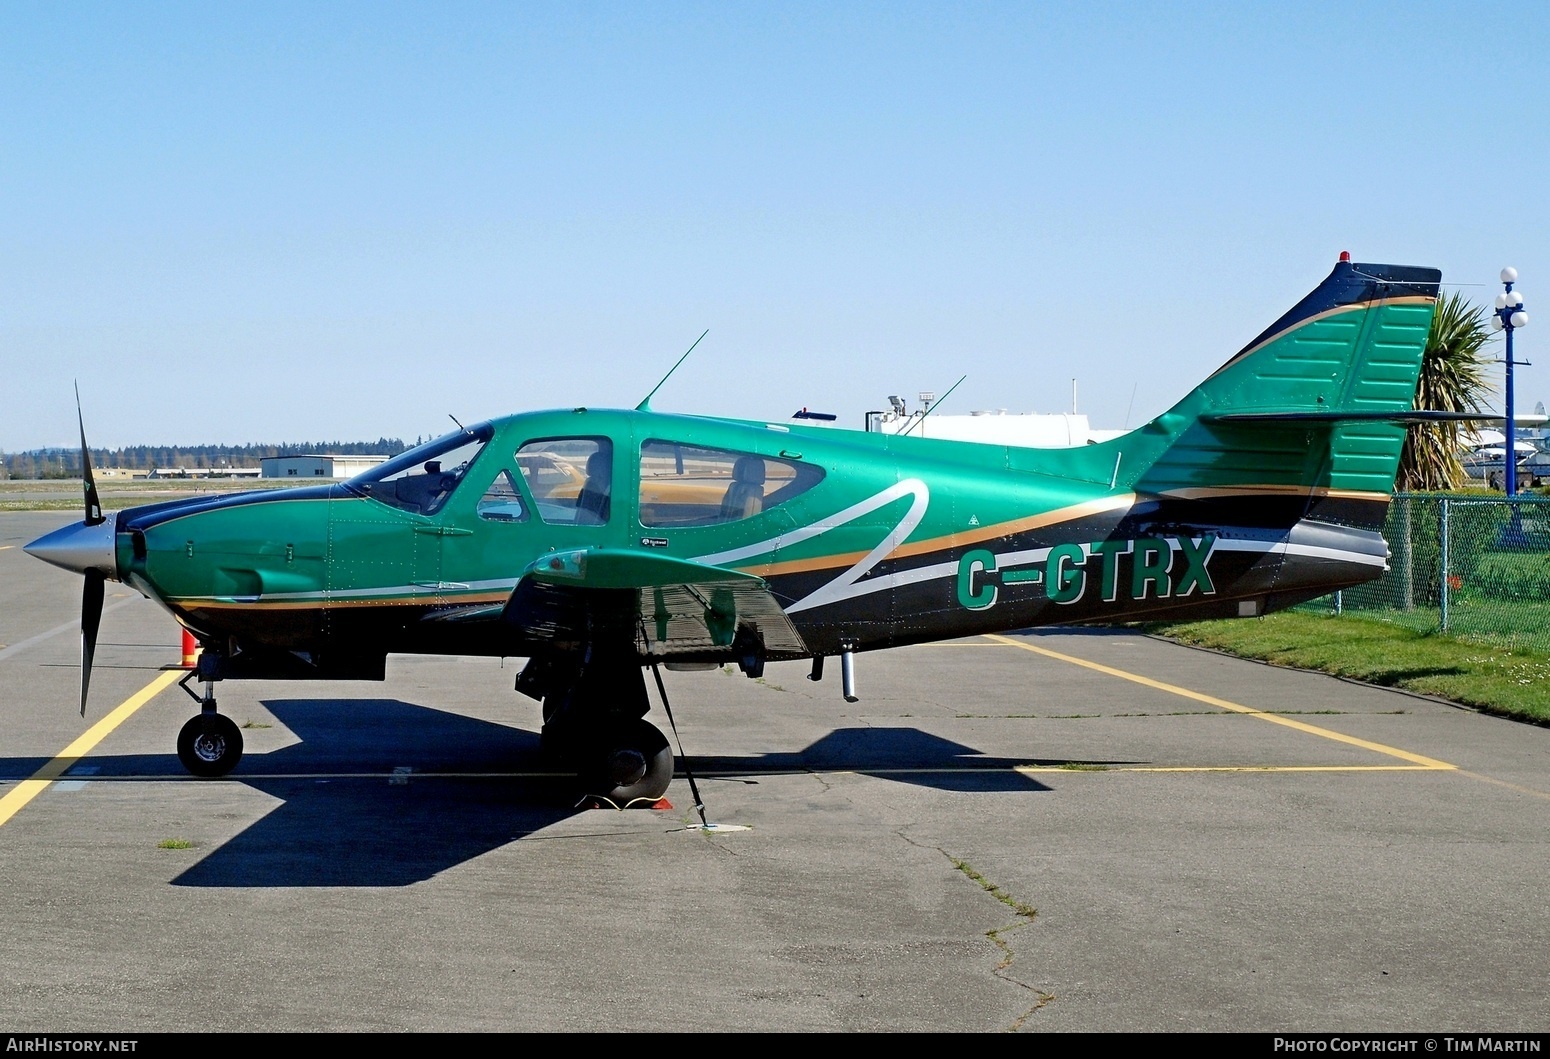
344,423,495,516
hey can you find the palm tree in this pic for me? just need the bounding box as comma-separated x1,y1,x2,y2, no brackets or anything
1397,290,1497,491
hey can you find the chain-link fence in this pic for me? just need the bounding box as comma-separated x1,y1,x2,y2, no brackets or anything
1300,494,1550,651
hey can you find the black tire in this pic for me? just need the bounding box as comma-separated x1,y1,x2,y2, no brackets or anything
539,721,578,765
586,718,673,806
539,693,580,764
177,714,244,777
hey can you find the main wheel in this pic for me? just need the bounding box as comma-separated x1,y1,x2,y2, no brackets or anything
586,719,673,806
539,692,581,764
177,714,244,777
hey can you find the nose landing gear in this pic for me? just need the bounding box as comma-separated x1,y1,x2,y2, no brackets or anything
177,713,244,777
175,669,243,778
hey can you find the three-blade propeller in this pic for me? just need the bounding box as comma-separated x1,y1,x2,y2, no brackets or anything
76,383,105,717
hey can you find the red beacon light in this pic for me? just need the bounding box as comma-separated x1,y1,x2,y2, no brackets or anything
1339,251,1351,262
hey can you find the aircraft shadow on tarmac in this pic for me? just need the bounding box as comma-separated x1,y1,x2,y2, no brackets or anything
8,697,1108,888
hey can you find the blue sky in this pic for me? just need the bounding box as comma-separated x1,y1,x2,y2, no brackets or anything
3,2,1546,450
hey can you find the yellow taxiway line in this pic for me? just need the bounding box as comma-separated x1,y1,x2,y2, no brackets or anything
1016,765,1438,776
0,670,181,827
983,633,1456,771
0,632,1468,830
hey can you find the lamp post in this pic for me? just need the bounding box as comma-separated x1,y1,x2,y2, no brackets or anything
1490,267,1530,495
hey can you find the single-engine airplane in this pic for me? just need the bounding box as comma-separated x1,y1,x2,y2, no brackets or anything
27,255,1460,806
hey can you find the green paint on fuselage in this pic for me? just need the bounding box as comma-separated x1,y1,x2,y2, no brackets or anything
113,264,1438,661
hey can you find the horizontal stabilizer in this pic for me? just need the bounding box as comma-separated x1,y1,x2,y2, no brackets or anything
1203,410,1499,425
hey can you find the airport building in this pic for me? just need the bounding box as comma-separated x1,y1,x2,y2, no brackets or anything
260,455,389,479
145,466,263,479
864,391,1124,447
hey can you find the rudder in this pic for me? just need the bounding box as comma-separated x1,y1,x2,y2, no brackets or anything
1129,257,1441,530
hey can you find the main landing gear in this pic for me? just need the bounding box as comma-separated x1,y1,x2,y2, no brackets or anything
523,647,676,808
582,716,673,807
176,670,243,777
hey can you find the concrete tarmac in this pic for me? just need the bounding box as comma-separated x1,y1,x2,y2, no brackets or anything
2,511,1549,1032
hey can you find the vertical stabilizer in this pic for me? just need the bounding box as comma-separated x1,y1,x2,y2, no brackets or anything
1129,258,1440,530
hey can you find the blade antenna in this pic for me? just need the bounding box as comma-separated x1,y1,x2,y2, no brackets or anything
899,374,967,437
636,329,709,412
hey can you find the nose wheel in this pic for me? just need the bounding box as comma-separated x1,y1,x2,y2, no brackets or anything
175,669,243,777
176,713,244,777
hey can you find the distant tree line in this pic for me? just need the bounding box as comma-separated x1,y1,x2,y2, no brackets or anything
1,439,409,480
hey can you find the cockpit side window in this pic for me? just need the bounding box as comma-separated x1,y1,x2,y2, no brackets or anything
638,440,824,527
516,437,612,525
477,469,529,523
345,424,493,516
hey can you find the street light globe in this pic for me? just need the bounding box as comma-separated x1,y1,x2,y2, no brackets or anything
1503,267,1519,283
1511,310,1529,329
1507,291,1524,308
1497,293,1510,309
1491,315,1506,330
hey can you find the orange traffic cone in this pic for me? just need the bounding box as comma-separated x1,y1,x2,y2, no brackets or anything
181,628,200,669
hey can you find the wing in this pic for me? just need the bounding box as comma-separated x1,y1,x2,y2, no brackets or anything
499,547,808,661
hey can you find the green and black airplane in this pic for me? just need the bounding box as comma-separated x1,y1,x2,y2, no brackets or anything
27,255,1455,806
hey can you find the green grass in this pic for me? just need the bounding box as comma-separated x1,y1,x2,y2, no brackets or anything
950,857,1037,919
156,838,194,849
1310,597,1550,653
1474,550,1550,580
1144,611,1550,726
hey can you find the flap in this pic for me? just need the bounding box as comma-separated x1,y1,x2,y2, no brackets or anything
504,548,808,660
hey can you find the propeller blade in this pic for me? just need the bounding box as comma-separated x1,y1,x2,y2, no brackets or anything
76,382,103,526
81,569,104,717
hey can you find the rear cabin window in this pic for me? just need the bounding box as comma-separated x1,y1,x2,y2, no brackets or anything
515,437,612,525
638,440,823,527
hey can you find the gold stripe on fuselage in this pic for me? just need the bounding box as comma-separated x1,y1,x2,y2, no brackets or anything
733,493,1138,578
176,589,513,610
168,484,1374,608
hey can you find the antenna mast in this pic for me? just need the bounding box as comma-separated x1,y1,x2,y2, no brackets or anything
637,330,709,411
900,375,967,437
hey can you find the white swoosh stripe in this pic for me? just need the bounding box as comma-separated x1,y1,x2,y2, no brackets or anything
691,479,932,616
779,536,1384,612
174,575,522,605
